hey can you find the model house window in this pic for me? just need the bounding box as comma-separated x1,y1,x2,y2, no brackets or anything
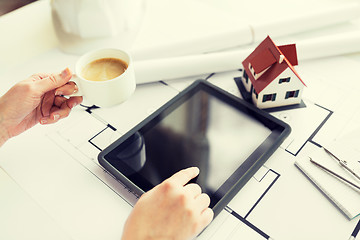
279,77,290,84
250,65,257,78
248,63,257,79
285,90,299,99
262,93,276,102
243,70,249,83
253,87,258,99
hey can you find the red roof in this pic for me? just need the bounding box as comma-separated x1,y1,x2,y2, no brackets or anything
242,36,305,94
250,48,276,73
278,44,298,66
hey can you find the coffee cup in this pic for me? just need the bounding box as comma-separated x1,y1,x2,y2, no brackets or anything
71,48,136,107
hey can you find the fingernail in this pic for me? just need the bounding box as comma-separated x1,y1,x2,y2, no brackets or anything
53,114,60,121
73,85,78,93
61,68,71,78
40,119,47,124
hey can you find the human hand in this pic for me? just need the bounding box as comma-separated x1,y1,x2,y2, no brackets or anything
122,167,214,240
0,68,83,146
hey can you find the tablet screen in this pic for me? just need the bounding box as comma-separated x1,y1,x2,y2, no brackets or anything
100,81,289,210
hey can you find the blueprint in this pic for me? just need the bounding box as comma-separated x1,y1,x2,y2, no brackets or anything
1,49,360,240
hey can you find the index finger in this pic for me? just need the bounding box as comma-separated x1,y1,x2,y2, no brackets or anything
168,167,200,186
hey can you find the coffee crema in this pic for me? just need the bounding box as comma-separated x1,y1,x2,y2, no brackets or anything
81,57,128,82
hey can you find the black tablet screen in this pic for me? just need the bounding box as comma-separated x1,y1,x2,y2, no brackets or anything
104,87,276,207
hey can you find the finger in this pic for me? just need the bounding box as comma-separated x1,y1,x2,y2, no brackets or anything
40,91,56,117
168,167,200,186
191,207,213,237
54,96,82,109
41,104,69,125
54,81,78,96
195,193,211,210
36,68,72,94
183,183,202,198
200,208,214,228
39,106,60,125
54,96,67,108
54,96,83,116
39,100,68,125
39,96,83,125
66,96,83,109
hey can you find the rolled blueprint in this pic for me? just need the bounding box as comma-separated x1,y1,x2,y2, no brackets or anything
134,31,360,84
131,1,360,60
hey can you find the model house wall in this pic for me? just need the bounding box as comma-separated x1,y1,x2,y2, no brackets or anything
242,69,252,92
251,68,304,109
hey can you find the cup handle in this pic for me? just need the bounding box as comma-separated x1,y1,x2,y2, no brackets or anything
68,74,83,97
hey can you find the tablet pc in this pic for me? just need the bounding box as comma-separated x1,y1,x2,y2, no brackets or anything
98,80,291,216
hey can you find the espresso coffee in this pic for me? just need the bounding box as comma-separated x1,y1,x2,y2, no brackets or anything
81,57,128,81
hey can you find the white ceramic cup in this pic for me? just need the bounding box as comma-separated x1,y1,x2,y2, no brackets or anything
71,48,136,107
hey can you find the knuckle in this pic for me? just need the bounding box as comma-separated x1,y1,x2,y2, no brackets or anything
17,81,35,94
191,221,200,235
30,74,43,81
185,207,194,219
30,74,38,81
177,193,187,206
63,110,70,118
175,193,191,206
160,180,174,193
48,74,58,84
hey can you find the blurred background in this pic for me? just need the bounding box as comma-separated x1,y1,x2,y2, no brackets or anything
0,0,37,16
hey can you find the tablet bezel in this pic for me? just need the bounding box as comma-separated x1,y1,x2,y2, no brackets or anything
98,80,291,216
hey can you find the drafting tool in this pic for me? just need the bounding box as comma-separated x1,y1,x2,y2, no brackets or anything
323,147,360,181
309,158,360,191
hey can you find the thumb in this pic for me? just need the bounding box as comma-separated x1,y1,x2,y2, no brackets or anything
36,68,72,94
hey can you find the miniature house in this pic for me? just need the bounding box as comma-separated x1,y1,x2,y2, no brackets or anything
241,36,306,109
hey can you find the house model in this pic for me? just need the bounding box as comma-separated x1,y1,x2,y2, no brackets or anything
240,36,306,109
